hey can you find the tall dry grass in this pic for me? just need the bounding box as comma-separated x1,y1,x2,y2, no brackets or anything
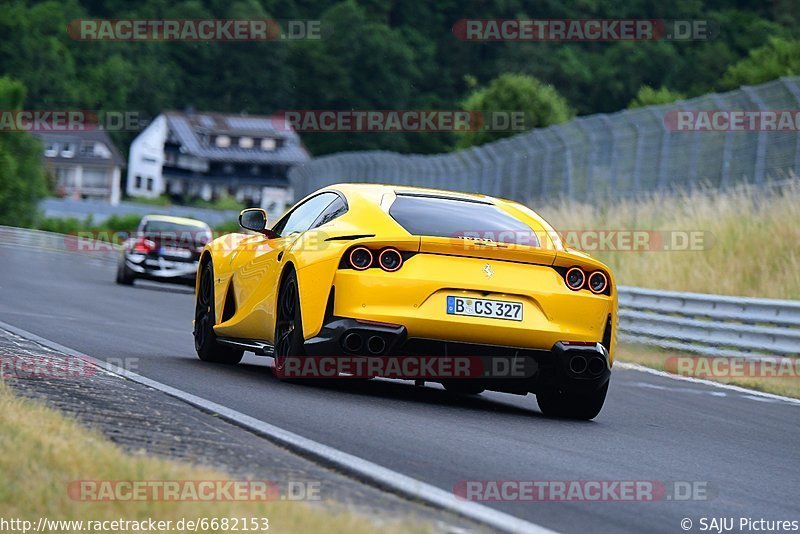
0,382,430,533
535,180,800,299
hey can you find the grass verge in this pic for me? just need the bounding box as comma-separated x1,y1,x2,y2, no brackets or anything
617,342,800,399
0,381,430,533
536,179,800,299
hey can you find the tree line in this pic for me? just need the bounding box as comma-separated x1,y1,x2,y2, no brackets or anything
1,0,799,224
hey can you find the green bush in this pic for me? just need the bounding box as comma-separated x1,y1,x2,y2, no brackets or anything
627,86,686,108
456,74,574,149
721,37,800,89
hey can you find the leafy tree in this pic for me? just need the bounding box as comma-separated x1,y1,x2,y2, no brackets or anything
721,37,800,88
456,74,574,148
628,86,686,108
0,0,797,156
0,78,46,227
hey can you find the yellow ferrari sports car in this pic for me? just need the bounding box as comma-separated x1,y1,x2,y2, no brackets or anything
194,183,616,419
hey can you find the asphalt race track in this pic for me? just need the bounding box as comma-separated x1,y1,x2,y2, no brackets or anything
1,245,798,533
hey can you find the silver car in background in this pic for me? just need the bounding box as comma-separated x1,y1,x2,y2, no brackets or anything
116,215,212,286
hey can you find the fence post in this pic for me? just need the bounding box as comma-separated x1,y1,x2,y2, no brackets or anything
711,94,733,189
599,115,617,200
779,77,800,177
648,107,671,191
554,126,574,199
577,118,595,201
741,85,767,185
630,113,645,199
536,131,554,200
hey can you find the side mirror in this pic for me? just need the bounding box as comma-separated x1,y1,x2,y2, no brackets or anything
239,208,267,231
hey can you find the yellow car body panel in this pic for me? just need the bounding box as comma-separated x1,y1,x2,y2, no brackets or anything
198,183,617,365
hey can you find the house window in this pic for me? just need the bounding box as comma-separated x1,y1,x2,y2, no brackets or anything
80,142,95,156
146,177,154,191
215,135,231,148
60,143,75,158
134,175,143,189
239,136,254,149
261,138,276,151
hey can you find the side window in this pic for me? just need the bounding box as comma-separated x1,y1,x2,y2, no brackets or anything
272,193,337,237
310,196,347,229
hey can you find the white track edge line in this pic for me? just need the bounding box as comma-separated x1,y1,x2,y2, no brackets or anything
616,361,800,405
0,320,557,534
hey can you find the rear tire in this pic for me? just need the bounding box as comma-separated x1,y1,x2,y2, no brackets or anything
272,270,305,380
536,381,609,420
194,262,243,364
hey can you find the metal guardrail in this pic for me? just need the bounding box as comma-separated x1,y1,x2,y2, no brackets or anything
0,226,119,263
40,198,240,227
2,226,797,358
618,286,800,358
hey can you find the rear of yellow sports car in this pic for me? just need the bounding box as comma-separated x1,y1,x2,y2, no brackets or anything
292,185,616,418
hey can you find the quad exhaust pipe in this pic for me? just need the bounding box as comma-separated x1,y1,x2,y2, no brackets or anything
588,356,606,376
342,332,363,353
367,335,386,355
568,353,607,376
341,331,387,355
568,354,588,374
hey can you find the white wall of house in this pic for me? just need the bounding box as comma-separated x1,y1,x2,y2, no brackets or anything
127,114,167,198
260,186,292,219
110,167,121,205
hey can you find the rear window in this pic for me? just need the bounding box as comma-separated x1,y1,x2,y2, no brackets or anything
388,194,539,246
142,220,212,245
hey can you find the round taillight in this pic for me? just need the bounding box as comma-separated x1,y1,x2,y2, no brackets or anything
378,248,403,272
349,247,373,270
565,267,585,290
588,271,608,294
133,238,156,254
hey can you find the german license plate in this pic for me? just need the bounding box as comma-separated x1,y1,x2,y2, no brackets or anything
160,246,192,258
446,296,523,321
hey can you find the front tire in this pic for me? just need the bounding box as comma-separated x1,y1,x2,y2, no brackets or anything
536,381,609,420
194,261,243,364
115,258,135,285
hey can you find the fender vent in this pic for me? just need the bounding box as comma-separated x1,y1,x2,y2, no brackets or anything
221,280,236,322
601,314,612,353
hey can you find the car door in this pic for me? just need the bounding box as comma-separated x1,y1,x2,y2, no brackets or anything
229,193,340,342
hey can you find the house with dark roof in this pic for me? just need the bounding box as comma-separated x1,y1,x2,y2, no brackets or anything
34,129,124,205
126,110,309,212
